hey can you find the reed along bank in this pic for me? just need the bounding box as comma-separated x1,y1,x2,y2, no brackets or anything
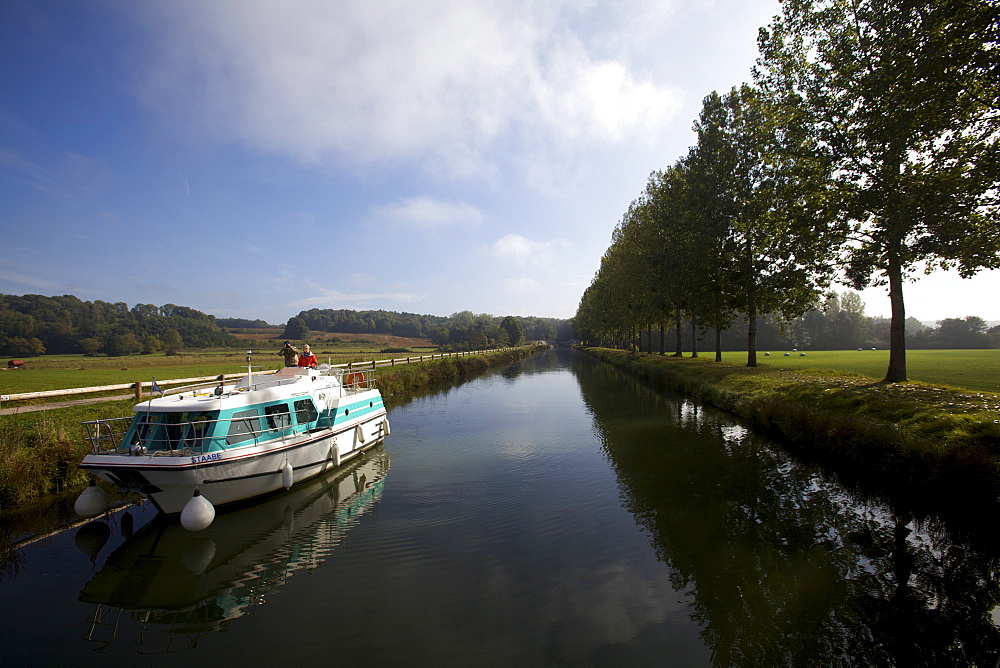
583,347,1000,524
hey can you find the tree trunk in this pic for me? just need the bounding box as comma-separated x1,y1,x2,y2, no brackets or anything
715,328,722,362
747,299,758,367
659,323,666,355
745,238,757,367
672,306,683,357
690,317,698,358
885,251,907,382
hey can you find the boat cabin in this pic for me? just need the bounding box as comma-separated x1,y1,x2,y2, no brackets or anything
123,397,322,455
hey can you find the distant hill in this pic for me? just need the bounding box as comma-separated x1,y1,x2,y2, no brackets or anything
0,293,235,356
281,308,575,348
0,294,575,358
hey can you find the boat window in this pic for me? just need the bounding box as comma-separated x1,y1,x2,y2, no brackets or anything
188,413,216,450
129,414,155,446
293,399,318,425
264,403,292,430
162,413,188,449
125,411,221,451
226,409,261,445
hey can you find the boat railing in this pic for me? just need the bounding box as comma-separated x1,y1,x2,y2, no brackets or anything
335,368,376,395
82,417,133,453
82,406,324,456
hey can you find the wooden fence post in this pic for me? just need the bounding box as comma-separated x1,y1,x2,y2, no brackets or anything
134,381,142,402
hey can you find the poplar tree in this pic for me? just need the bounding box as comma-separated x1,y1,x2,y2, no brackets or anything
687,85,835,366
756,0,1000,381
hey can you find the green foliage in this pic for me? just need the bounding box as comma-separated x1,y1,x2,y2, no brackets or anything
161,328,183,355
0,294,235,356
579,0,1000,384
0,399,134,508
755,0,1000,381
290,308,568,349
499,316,523,345
281,316,310,340
216,317,274,328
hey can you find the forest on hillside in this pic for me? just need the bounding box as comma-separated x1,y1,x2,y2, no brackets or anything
0,294,234,357
0,295,575,357
279,309,575,350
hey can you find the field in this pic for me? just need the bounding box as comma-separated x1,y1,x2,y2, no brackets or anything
0,334,436,396
740,349,1000,393
228,329,434,350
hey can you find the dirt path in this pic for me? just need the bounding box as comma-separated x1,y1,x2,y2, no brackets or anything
0,394,133,415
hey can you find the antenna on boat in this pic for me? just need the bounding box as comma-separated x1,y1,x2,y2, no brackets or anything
246,350,253,385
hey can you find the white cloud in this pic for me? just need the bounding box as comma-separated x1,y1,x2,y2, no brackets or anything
128,1,683,178
370,196,484,231
489,234,570,269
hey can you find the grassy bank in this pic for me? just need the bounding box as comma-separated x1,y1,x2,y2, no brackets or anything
0,346,544,511
583,347,1000,518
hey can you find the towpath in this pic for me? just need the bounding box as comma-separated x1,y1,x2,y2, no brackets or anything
0,394,133,415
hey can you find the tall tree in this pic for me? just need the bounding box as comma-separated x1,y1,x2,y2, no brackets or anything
688,85,835,366
756,0,1000,381
498,316,523,345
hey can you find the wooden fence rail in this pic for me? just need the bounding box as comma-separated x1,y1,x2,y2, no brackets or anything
0,348,519,404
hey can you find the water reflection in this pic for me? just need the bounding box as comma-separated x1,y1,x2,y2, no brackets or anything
76,447,388,652
573,354,1000,665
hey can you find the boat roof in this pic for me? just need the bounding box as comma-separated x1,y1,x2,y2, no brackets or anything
131,365,353,413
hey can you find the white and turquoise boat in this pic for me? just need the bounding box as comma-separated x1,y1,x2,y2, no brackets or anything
75,354,389,530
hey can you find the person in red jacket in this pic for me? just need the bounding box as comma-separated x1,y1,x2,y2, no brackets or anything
297,344,318,367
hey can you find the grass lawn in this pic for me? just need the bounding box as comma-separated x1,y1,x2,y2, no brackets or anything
716,349,1000,393
0,336,436,396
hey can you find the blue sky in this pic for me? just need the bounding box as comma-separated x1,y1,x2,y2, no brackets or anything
2,0,997,326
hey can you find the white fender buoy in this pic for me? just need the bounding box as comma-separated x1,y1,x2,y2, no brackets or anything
355,424,366,446
74,481,110,518
181,537,217,575
281,461,294,490
332,443,342,467
180,490,216,531
381,419,391,437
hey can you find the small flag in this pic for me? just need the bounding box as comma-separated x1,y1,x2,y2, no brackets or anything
152,379,163,395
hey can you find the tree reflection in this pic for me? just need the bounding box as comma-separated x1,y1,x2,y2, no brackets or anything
573,354,1000,665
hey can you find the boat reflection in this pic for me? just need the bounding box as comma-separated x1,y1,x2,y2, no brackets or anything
78,447,388,643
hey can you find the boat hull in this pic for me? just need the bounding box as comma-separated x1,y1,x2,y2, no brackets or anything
81,411,388,515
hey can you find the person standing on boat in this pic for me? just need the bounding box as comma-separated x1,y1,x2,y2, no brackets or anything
298,344,318,368
280,341,299,367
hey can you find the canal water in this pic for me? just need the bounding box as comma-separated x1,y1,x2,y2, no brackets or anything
2,348,1000,666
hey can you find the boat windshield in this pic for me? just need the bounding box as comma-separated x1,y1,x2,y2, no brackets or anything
126,411,221,453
